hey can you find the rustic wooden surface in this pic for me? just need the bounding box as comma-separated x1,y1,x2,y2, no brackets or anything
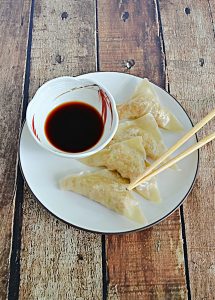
0,0,31,299
0,0,214,299
159,1,215,299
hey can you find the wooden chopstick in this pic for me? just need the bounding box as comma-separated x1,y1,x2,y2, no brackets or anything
128,132,215,189
127,108,215,190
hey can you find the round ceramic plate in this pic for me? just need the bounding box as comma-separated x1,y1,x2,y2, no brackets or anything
19,72,199,234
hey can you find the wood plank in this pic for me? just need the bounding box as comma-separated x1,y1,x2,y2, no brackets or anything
159,0,215,299
209,0,215,23
97,1,187,299
106,215,187,300
19,1,103,299
0,0,31,298
98,0,165,86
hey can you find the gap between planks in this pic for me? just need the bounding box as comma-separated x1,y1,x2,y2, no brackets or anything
8,0,35,299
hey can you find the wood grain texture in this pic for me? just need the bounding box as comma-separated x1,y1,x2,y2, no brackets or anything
106,215,186,300
97,1,187,299
0,0,31,298
209,0,215,24
97,0,165,86
19,1,103,299
159,0,215,299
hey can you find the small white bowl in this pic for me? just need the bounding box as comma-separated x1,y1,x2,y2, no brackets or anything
26,76,118,158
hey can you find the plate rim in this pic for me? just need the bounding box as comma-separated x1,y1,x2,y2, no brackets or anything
19,72,199,234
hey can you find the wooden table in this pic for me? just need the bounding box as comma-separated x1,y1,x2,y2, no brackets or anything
1,1,214,299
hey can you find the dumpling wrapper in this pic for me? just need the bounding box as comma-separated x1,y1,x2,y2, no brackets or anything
135,177,161,203
59,169,145,224
81,136,161,202
81,136,146,183
117,78,183,131
110,113,167,160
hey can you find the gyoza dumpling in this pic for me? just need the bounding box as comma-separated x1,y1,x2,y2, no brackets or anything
80,137,161,202
59,169,145,223
135,177,161,203
117,78,183,131
81,137,146,182
110,113,167,159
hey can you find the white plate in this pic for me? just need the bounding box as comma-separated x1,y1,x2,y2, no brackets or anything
19,72,199,234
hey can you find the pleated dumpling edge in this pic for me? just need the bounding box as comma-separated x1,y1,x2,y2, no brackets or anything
117,78,183,132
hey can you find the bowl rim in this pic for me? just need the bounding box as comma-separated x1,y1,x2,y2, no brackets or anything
26,76,119,159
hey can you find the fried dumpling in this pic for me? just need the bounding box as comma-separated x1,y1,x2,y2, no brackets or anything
59,169,145,223
81,137,146,183
110,113,167,159
117,78,183,131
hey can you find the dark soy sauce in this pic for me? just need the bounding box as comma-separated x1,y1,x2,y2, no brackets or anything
45,102,104,153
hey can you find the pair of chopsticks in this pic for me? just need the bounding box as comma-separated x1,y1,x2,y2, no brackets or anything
128,109,215,191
